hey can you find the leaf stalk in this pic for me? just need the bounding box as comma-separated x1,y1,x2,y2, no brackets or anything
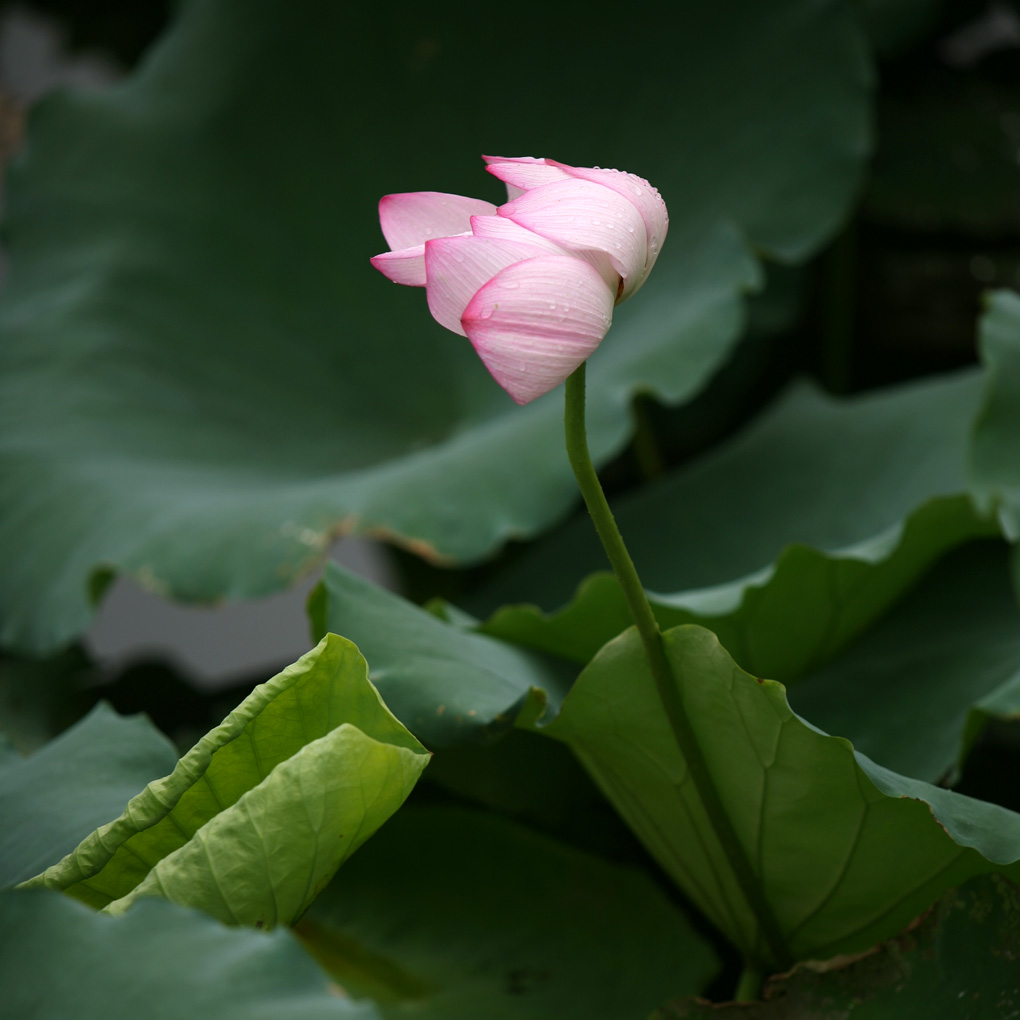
563,363,792,973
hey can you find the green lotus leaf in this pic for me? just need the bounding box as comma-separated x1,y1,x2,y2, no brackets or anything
22,635,429,928
310,565,574,747
297,805,718,1018
655,874,1020,1019
0,702,178,889
789,540,1020,783
0,0,871,654
1,889,376,1019
473,371,995,680
530,624,1020,966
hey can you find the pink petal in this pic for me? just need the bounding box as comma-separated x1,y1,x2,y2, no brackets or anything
424,236,552,336
472,213,619,295
551,161,669,293
498,179,647,299
462,255,615,405
483,155,572,199
378,192,497,251
469,213,570,253
370,244,426,286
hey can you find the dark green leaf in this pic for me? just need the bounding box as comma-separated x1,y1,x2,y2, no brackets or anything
789,541,1020,783
656,874,1020,1018
1,889,374,1019
313,565,573,747
476,372,995,680
533,624,1020,964
297,805,718,1018
0,0,872,653
0,646,96,753
0,702,178,889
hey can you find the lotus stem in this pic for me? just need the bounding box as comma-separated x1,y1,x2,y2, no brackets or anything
563,362,792,974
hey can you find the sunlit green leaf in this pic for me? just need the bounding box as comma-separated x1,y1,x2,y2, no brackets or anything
298,805,718,1018
23,635,429,928
0,0,871,653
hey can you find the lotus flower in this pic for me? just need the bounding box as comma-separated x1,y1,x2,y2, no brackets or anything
370,156,668,405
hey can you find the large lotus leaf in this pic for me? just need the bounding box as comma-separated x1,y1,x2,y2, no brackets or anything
23,634,429,927
531,624,1020,967
656,874,1020,1019
310,565,574,747
473,371,995,679
0,0,872,654
1,889,375,1020
297,805,718,1018
0,702,178,889
789,541,1020,784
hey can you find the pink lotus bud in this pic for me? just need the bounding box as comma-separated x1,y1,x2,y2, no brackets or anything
370,157,667,405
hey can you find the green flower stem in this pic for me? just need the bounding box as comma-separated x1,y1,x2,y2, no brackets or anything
734,962,763,1003
563,363,792,973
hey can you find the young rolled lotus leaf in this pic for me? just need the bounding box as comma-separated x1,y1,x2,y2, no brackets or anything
529,624,1020,968
20,635,430,929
